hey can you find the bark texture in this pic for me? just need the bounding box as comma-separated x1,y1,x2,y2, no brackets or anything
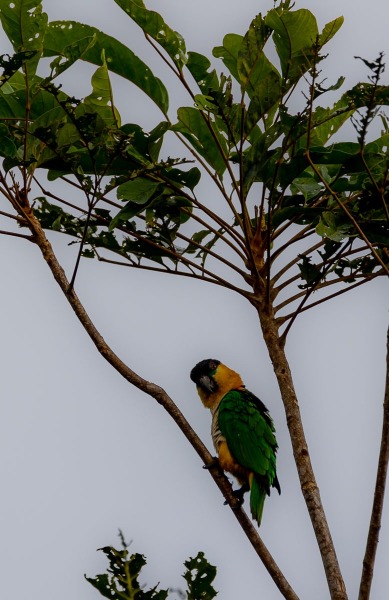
358,325,389,600
255,301,348,600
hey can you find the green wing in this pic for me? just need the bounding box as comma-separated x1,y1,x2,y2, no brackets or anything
218,389,279,491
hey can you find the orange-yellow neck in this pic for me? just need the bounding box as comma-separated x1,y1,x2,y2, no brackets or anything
198,363,244,411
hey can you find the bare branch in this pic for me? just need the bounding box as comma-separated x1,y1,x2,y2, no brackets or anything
19,194,299,600
96,253,250,294
0,229,34,241
358,324,389,600
278,272,382,325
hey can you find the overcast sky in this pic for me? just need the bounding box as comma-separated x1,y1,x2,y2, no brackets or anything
0,1,388,599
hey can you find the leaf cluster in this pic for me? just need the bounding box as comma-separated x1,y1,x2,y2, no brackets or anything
85,535,217,600
0,0,388,332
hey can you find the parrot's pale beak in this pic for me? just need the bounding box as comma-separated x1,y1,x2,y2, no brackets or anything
198,374,217,393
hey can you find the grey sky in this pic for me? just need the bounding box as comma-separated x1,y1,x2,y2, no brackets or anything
0,1,388,599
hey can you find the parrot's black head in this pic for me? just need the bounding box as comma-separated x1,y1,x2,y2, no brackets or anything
190,358,220,394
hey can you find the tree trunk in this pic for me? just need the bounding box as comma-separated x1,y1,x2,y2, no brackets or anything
255,301,348,600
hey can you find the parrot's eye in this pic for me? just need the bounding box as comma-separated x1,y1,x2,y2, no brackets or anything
208,360,218,372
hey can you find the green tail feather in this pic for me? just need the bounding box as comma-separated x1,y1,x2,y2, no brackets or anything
250,475,267,526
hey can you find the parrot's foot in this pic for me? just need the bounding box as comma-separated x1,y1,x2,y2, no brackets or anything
234,482,250,502
202,456,220,471
224,482,250,507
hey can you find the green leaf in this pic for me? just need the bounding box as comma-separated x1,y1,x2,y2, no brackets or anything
86,543,169,600
147,120,169,162
186,51,219,93
316,211,351,242
117,178,160,203
297,255,323,288
0,0,47,78
365,133,389,156
84,50,121,128
173,106,227,176
43,21,169,113
186,229,212,254
48,34,97,78
55,122,81,149
307,95,354,147
265,8,318,83
213,34,243,82
309,142,360,165
194,94,219,111
237,13,281,112
0,0,47,51
114,0,187,70
166,166,201,191
110,179,161,229
184,551,217,600
0,123,17,157
318,16,344,46
291,176,323,201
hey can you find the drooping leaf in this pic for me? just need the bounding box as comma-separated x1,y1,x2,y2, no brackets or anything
213,33,243,83
265,8,318,84
164,166,201,191
43,21,169,113
114,0,187,70
147,120,169,162
84,50,121,128
291,176,323,201
0,0,47,79
172,106,227,176
237,13,281,114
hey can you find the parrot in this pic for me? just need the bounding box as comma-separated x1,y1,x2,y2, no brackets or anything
190,358,280,526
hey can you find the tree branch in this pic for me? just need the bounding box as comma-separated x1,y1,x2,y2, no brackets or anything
0,228,34,241
17,195,300,600
278,271,382,326
306,155,389,276
358,324,389,600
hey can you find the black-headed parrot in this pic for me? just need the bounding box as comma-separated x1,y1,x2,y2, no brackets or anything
190,358,280,526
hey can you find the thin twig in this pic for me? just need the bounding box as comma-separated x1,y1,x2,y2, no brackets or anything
96,254,250,293
279,241,351,341
0,229,34,241
279,272,382,325
358,324,389,600
67,201,94,293
306,156,389,276
275,242,374,310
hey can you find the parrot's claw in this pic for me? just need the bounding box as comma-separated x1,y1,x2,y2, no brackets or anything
224,482,250,507
202,456,219,470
